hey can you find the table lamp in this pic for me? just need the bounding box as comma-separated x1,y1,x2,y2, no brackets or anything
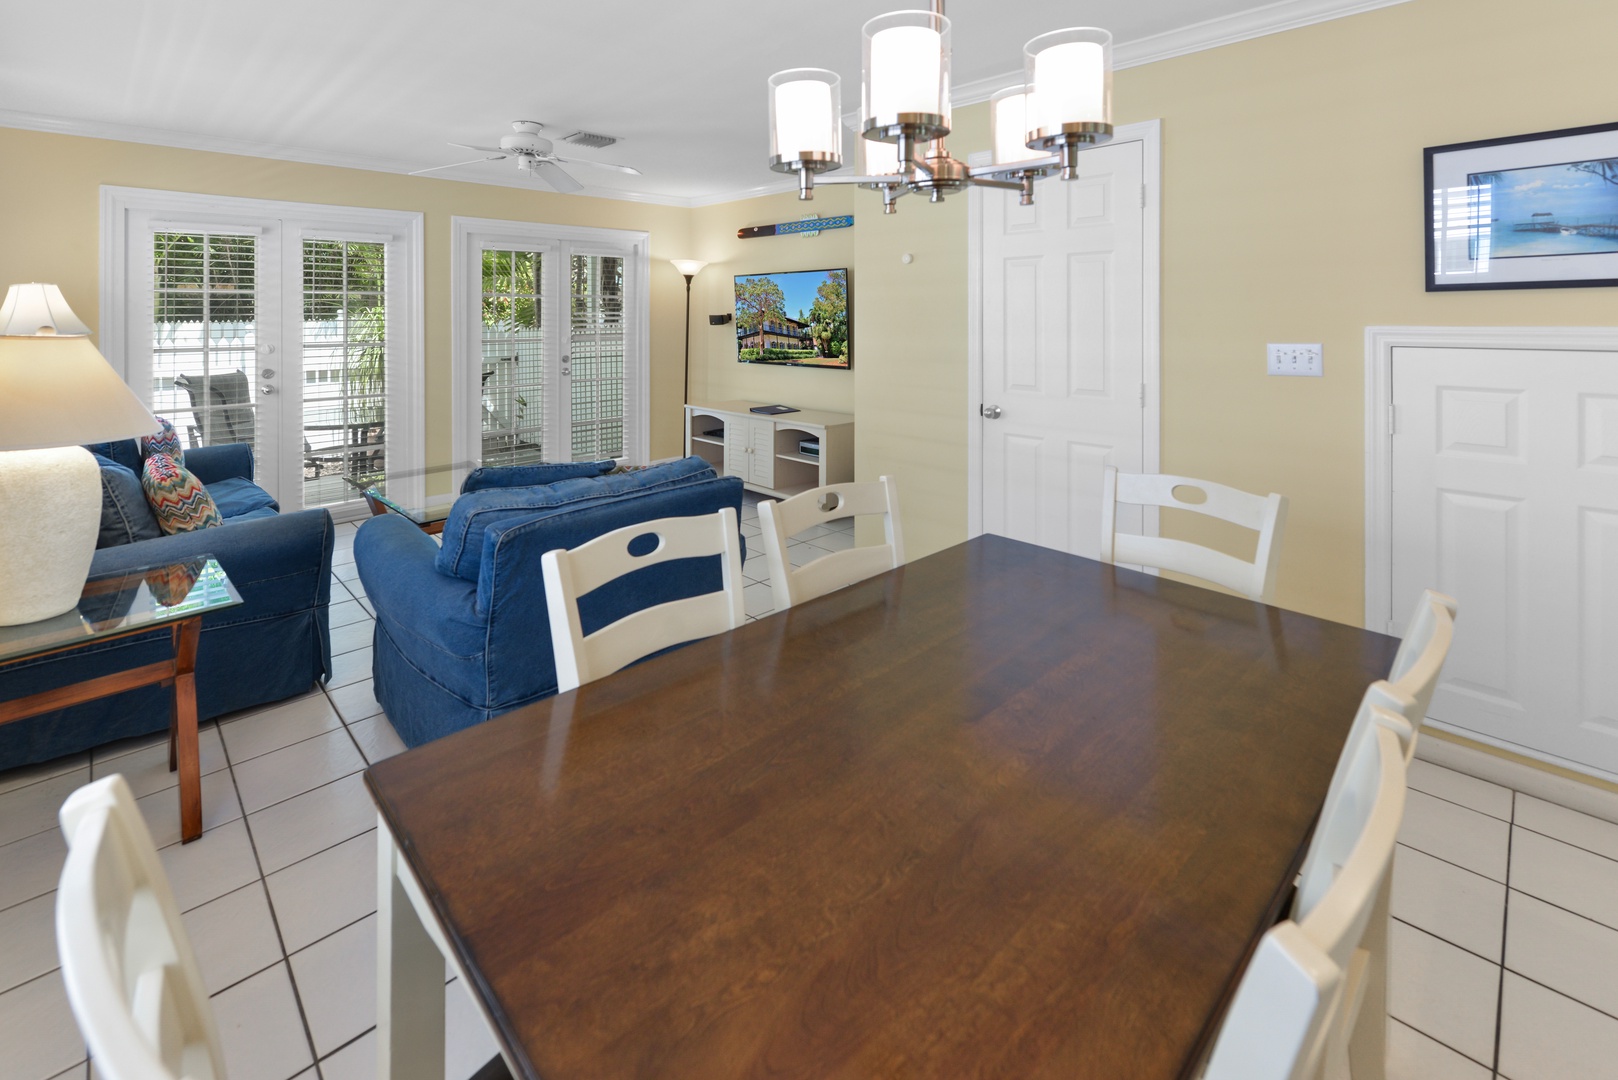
0,283,159,625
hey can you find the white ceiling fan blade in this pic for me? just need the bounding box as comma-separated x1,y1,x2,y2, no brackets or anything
450,141,506,154
532,159,584,194
551,155,641,176
409,155,506,176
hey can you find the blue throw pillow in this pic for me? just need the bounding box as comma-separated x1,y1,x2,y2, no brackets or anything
459,459,618,494
84,439,144,474
436,456,717,582
90,452,163,548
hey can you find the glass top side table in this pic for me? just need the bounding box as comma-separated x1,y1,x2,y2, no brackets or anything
0,556,242,842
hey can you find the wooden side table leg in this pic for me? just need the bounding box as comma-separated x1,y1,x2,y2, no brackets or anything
168,626,179,773
174,616,203,843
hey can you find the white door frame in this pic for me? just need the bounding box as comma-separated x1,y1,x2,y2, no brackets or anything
449,216,652,489
100,185,426,506
1362,324,1618,633
965,118,1163,539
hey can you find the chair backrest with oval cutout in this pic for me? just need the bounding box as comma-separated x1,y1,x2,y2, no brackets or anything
1100,466,1289,602
757,476,903,611
542,507,745,692
56,774,226,1080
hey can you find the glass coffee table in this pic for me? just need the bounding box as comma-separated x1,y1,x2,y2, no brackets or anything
0,556,242,843
345,463,477,535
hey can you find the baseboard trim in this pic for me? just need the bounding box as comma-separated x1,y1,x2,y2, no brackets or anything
1417,727,1618,827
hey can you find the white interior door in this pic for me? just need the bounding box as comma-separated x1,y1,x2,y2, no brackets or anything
1391,345,1618,776
976,138,1147,556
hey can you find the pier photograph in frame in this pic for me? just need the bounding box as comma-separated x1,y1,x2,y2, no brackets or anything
1425,121,1618,291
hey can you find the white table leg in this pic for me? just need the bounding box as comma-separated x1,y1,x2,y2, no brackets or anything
378,813,446,1080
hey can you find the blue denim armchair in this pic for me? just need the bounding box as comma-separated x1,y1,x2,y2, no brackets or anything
0,441,335,772
355,456,745,748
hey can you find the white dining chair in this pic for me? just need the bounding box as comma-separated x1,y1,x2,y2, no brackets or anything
56,774,227,1080
1295,711,1409,1080
1201,920,1343,1080
1208,718,1405,1080
1388,588,1458,727
1100,466,1289,602
756,476,903,611
542,507,745,693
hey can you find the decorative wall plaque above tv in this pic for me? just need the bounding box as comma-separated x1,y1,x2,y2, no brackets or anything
734,268,850,368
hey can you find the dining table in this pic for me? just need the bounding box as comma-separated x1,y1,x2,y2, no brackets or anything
366,533,1401,1080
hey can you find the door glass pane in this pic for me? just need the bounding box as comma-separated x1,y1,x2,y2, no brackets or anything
569,254,625,462
301,239,387,508
481,249,546,467
151,232,258,463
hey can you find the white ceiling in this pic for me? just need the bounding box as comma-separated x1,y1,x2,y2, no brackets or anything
0,0,1404,204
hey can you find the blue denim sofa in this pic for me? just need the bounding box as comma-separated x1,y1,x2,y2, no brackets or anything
355,456,744,748
0,441,334,772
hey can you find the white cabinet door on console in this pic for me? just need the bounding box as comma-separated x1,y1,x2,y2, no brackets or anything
1391,346,1618,777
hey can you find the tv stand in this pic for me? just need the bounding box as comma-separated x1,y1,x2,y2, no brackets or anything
685,400,854,498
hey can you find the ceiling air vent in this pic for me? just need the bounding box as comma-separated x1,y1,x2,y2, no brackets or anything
562,131,617,150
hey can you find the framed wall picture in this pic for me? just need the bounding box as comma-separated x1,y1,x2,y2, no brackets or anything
1425,121,1618,291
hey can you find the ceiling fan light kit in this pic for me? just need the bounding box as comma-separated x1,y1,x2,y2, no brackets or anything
766,1,1112,213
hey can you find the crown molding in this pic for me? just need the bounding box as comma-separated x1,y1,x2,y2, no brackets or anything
0,108,698,208
952,0,1414,105
1,0,1411,210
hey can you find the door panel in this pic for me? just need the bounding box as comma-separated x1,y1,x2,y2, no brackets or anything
979,139,1145,558
1391,346,1618,774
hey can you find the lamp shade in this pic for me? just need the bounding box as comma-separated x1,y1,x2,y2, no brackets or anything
670,259,708,279
0,336,158,450
0,283,93,337
1024,28,1112,137
862,11,950,127
990,87,1043,166
768,68,842,165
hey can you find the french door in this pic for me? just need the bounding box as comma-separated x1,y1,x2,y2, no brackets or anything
452,218,650,478
102,188,423,516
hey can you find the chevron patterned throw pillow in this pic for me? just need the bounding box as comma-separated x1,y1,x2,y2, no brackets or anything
140,416,184,462
141,452,222,535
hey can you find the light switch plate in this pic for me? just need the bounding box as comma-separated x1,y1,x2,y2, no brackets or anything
1267,343,1323,377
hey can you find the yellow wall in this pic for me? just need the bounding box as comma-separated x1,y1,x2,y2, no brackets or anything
685,186,857,414
6,0,1616,620
1113,0,1618,622
0,127,694,463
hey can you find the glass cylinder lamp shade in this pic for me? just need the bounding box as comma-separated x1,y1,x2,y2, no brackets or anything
861,10,950,139
768,69,842,173
860,134,903,178
989,88,1043,167
1024,28,1113,147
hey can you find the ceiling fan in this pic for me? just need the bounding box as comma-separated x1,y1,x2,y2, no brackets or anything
410,120,640,193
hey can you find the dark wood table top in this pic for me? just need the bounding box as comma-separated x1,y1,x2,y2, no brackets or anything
366,534,1399,1080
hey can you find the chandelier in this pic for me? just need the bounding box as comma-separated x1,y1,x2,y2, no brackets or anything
766,2,1112,213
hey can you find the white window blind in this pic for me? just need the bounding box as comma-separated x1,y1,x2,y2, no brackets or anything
301,239,387,508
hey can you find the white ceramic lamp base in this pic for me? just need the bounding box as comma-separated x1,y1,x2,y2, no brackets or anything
0,446,103,626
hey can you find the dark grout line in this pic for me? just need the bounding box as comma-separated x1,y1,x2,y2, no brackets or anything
1511,820,1618,869
1389,1017,1494,1073
317,1025,376,1064
1406,780,1514,823
1394,915,1504,968
220,714,326,1080
1493,801,1514,1075
1396,840,1508,888
1506,885,1618,938
1499,966,1618,1027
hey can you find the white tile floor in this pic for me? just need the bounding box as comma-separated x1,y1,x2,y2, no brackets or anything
6,502,1615,1080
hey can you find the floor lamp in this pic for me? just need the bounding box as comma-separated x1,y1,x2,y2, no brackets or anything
670,260,706,408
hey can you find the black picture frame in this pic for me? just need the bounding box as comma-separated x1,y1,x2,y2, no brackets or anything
1424,121,1618,292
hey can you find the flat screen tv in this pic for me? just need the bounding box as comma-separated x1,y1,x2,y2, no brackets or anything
734,267,850,369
